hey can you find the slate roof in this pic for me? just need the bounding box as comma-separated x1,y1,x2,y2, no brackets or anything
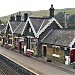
1,27,6,34
9,21,26,35
0,25,6,32
14,22,25,34
39,19,49,30
30,17,49,33
42,29,75,46
0,25,6,34
10,21,21,32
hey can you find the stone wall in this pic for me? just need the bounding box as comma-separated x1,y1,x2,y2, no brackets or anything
46,46,65,63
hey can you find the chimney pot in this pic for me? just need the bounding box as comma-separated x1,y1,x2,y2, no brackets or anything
10,14,15,21
24,13,28,22
16,12,21,21
49,4,55,18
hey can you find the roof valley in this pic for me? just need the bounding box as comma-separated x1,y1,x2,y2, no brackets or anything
37,19,45,34
14,22,23,33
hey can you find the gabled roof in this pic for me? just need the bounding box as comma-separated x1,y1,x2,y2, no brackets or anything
21,17,37,37
14,22,26,34
10,21,21,32
7,21,26,35
37,17,63,37
41,29,75,47
1,27,6,34
22,17,63,38
29,17,48,33
0,24,6,34
0,24,6,32
38,19,49,31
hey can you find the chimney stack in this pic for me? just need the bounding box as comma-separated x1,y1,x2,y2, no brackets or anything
49,4,55,18
10,14,15,21
24,13,28,22
16,12,21,21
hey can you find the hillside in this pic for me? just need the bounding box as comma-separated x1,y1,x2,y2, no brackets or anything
0,8,75,24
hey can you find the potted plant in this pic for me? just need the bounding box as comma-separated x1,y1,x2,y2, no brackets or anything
71,62,75,69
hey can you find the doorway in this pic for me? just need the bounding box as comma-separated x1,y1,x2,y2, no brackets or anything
18,41,21,50
70,49,75,63
3,38,5,45
43,46,47,57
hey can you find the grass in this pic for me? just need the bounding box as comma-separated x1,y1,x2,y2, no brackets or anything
0,8,75,23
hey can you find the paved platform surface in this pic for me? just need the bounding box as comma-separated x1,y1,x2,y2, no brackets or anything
0,47,74,75
0,70,4,75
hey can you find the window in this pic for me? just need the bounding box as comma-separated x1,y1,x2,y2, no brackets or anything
29,28,31,32
56,47,59,54
27,37,35,50
0,37,1,41
53,47,59,54
8,39,12,44
53,47,55,54
60,47,64,50
15,38,18,47
27,38,30,49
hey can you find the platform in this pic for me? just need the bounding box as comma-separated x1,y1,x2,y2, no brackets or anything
0,47,73,75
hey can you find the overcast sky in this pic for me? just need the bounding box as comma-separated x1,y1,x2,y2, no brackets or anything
0,0,75,17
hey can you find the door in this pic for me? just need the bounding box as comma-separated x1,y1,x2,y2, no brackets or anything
43,46,47,57
27,38,30,49
3,38,5,45
70,49,75,63
18,42,21,50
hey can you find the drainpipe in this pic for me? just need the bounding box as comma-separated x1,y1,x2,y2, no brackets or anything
12,33,15,50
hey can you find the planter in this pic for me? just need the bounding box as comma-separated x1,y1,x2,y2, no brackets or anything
71,62,75,69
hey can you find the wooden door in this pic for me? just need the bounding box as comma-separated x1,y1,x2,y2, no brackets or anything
70,49,75,63
18,42,21,50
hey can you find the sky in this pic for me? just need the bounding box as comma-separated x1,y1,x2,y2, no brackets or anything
0,0,75,17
